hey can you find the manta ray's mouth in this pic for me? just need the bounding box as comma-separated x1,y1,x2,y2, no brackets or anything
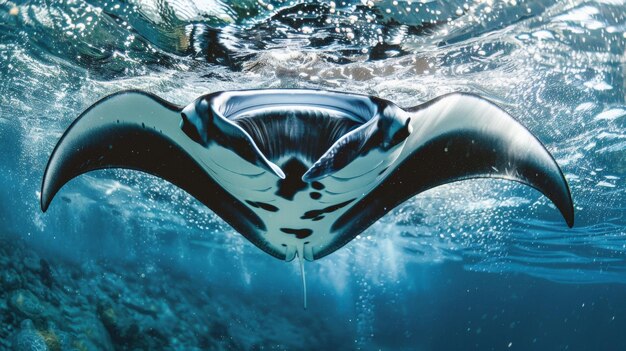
231,106,363,165
212,89,380,167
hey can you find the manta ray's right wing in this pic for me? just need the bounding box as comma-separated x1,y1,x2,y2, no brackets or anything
326,93,574,259
40,90,273,254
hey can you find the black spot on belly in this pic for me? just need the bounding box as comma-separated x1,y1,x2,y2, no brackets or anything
309,192,321,200
378,166,389,175
311,181,325,190
276,158,308,200
301,199,355,220
280,228,313,239
245,200,279,212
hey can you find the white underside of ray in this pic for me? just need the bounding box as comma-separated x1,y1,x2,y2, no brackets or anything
61,92,279,215
72,92,402,262
78,92,278,191
72,92,555,263
269,93,562,261
244,139,411,262
49,91,572,261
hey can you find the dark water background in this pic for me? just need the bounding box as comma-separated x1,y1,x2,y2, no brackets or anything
0,0,625,349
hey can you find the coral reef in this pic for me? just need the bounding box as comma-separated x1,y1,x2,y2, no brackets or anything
0,237,322,350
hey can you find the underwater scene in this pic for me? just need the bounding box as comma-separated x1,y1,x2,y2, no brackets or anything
0,0,625,350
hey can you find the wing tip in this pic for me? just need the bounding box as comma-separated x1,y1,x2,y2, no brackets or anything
551,155,575,229
40,197,50,213
40,172,54,213
558,197,575,228
550,169,575,228
561,189,575,228
565,214,574,228
40,157,53,213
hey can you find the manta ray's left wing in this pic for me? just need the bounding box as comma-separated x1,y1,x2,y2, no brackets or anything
40,90,276,255
324,93,574,259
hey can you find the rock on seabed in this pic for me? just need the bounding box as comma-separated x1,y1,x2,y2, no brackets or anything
0,236,323,350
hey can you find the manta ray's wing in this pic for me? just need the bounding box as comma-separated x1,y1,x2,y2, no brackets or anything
325,93,574,258
40,90,279,256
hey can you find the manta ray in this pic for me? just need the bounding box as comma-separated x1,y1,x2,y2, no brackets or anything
41,89,573,272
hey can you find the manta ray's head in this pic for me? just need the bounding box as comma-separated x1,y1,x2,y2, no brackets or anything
178,89,413,182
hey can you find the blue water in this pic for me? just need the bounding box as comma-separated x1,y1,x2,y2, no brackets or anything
0,0,625,349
